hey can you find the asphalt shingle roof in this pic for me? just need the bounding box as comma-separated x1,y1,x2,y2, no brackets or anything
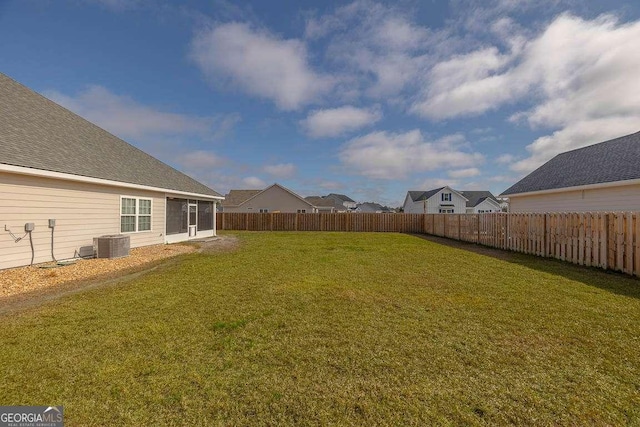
408,187,445,202
502,131,640,195
460,191,498,208
0,73,221,197
327,193,356,203
304,196,341,208
222,190,262,207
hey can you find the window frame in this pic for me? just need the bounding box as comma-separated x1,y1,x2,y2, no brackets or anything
259,208,269,213
441,192,452,202
120,196,153,234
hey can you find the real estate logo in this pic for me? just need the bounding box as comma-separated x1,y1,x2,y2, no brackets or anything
0,406,63,427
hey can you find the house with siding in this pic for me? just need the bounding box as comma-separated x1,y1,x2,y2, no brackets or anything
460,191,501,213
356,203,395,213
303,196,337,212
222,183,318,213
501,131,640,213
402,187,467,214
324,193,357,211
403,187,500,214
0,73,223,270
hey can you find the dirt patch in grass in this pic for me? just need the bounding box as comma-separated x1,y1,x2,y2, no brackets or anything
0,235,241,315
196,234,240,254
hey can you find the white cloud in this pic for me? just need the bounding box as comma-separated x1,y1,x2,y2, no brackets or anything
242,176,267,188
263,163,297,179
419,177,458,190
411,46,524,119
318,180,344,191
177,150,226,170
45,85,239,141
495,154,515,164
302,106,382,138
410,13,640,173
307,1,437,99
88,0,145,11
339,130,484,179
190,22,334,110
448,168,480,178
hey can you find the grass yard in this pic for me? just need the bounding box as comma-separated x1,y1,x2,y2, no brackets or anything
1,232,639,426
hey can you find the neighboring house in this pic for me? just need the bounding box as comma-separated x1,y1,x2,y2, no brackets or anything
460,191,502,213
402,186,467,214
356,203,395,213
324,193,357,211
0,73,223,270
222,183,318,213
304,196,337,212
501,131,640,213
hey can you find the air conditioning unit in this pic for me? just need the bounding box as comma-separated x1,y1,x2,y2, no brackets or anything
93,235,130,259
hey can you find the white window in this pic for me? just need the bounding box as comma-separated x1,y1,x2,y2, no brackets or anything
441,193,452,202
439,208,454,214
297,209,306,213
259,208,269,213
120,197,152,233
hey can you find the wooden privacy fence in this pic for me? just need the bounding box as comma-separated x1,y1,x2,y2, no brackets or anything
216,212,640,276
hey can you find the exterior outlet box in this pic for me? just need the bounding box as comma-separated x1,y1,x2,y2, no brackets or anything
25,222,35,232
48,219,56,228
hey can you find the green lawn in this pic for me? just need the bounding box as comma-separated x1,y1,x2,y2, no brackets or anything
1,232,639,426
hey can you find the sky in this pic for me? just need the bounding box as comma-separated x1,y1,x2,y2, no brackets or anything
1,0,640,207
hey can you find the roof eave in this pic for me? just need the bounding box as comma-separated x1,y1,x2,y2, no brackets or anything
501,178,640,198
0,163,225,200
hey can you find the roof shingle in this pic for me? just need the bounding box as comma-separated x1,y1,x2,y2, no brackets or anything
0,73,221,197
502,131,640,195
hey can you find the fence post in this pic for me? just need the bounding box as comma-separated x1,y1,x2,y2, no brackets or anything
603,213,609,270
543,214,548,257
477,214,480,244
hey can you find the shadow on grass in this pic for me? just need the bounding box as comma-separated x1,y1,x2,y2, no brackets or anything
410,233,640,300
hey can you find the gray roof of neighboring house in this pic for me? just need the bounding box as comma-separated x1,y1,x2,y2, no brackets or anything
357,202,394,213
460,191,499,208
501,131,640,196
305,196,340,208
223,184,315,208
408,187,445,202
327,193,356,203
222,190,262,207
0,73,221,197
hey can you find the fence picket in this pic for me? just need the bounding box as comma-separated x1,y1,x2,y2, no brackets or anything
216,211,640,277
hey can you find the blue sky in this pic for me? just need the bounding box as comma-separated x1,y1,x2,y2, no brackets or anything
2,0,640,206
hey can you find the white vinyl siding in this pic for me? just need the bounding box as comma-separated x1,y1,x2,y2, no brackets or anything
472,198,502,214
0,172,164,270
508,183,640,213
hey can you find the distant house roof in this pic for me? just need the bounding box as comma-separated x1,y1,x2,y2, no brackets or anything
0,73,222,198
222,190,262,207
222,183,315,208
501,131,640,196
357,202,394,213
408,187,445,202
304,196,340,209
460,191,499,208
327,193,356,203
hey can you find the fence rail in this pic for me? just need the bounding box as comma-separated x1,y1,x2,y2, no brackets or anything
216,212,640,276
